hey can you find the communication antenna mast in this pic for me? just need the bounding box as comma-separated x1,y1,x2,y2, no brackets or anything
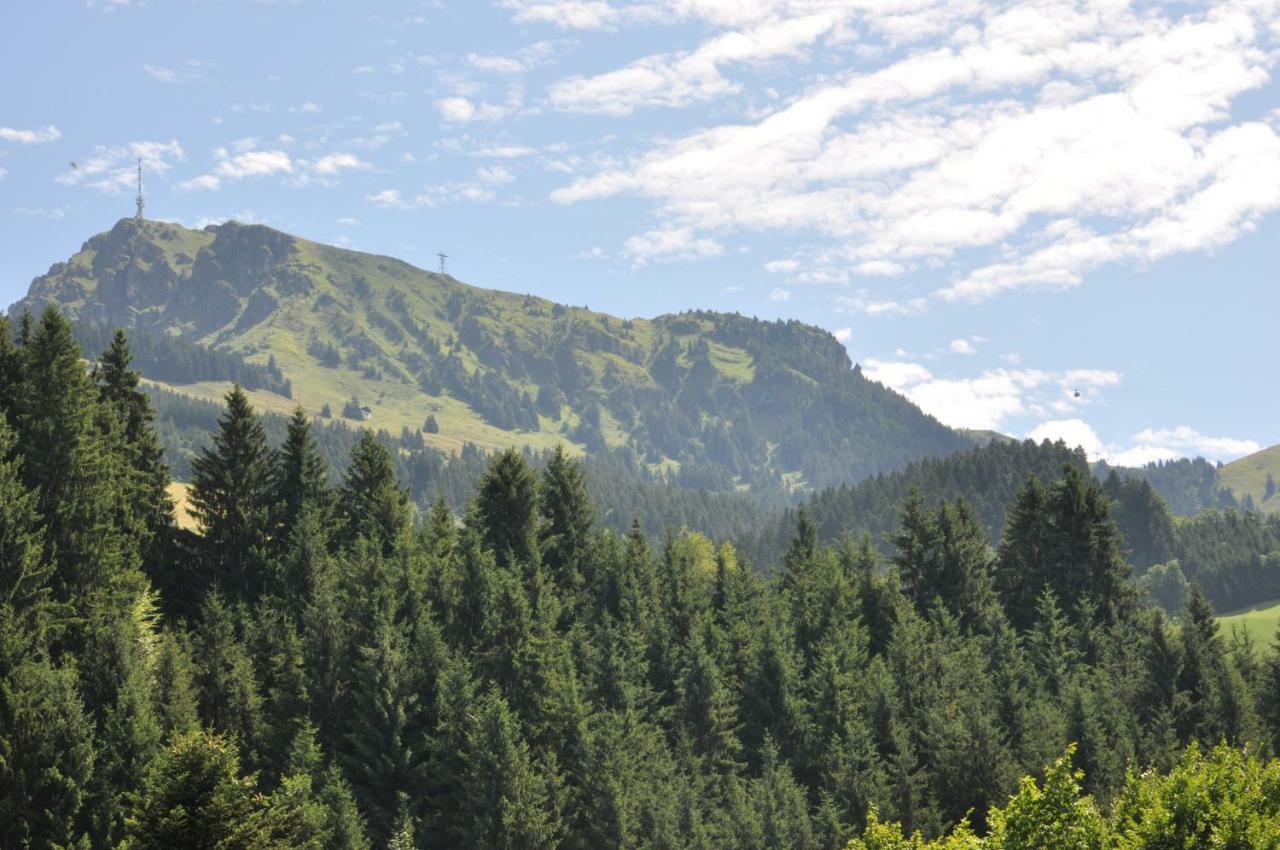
437,252,448,275
135,158,145,221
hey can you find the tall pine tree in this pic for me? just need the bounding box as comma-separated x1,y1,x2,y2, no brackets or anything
275,407,329,546
336,431,409,553
96,329,173,559
475,448,540,571
189,386,278,601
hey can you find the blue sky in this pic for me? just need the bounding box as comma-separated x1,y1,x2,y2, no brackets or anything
2,0,1278,464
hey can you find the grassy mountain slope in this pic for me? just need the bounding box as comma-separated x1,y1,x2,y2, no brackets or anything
13,217,970,495
1220,443,1280,514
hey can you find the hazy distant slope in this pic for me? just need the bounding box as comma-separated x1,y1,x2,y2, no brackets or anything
12,217,969,494
1220,443,1280,514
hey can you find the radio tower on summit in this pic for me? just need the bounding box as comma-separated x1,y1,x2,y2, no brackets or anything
135,158,145,221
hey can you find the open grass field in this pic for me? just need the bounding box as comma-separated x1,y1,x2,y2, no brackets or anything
1218,598,1280,645
167,481,198,532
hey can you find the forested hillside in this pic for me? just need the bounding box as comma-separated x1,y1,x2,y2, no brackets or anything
145,383,769,541
12,217,969,495
6,307,1280,848
747,439,1090,562
1099,455,1239,516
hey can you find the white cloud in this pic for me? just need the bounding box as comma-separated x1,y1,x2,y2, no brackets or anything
180,144,368,191
143,61,207,84
549,12,842,114
470,55,526,75
1131,426,1260,461
366,170,513,210
474,145,539,158
468,41,560,75
57,140,185,192
307,153,371,176
765,259,800,274
548,0,1280,304
906,369,1048,431
834,294,928,316
0,125,62,144
768,287,792,302
1026,420,1260,465
1027,419,1106,457
854,261,906,277
499,0,618,29
13,207,66,219
368,188,411,209
950,338,977,355
477,165,516,184
862,359,935,391
177,174,221,191
337,217,360,226
833,327,853,342
622,226,724,264
862,358,1123,431
214,148,293,179
436,96,518,123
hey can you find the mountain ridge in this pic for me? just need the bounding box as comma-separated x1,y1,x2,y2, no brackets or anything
11,216,971,495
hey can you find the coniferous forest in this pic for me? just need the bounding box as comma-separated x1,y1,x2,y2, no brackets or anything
8,307,1280,849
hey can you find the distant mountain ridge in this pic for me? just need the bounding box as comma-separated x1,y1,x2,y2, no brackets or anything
11,217,971,496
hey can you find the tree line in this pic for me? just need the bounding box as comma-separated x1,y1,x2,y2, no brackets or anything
72,320,293,398
6,307,1280,848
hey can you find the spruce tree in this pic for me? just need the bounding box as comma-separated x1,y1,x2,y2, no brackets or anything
675,625,743,775
754,736,815,850
1260,626,1280,755
996,467,1133,628
540,444,595,593
275,407,329,545
0,414,56,664
892,495,995,628
340,610,426,846
1177,585,1227,742
153,629,200,739
276,501,334,619
458,689,563,850
475,448,540,571
121,730,300,849
193,593,265,759
249,606,310,783
782,505,819,588
81,599,164,845
189,386,278,601
0,316,24,428
17,307,135,610
336,431,409,552
97,329,173,557
0,659,96,850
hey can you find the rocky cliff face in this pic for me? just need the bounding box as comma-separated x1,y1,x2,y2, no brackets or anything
15,219,307,339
